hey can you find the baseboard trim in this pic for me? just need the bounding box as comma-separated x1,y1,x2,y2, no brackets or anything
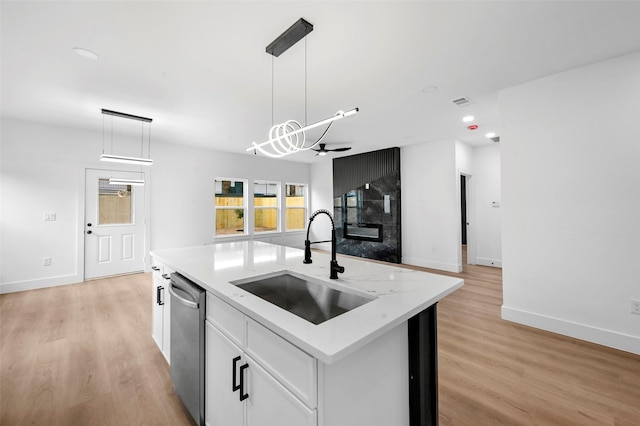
476,257,502,268
402,256,461,273
0,274,82,294
501,305,640,355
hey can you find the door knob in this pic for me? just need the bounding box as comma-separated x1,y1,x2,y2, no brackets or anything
87,223,92,227
87,230,92,234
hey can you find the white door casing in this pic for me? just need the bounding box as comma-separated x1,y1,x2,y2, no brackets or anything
84,169,146,279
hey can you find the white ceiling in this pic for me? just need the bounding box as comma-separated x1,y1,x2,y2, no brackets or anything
2,1,640,163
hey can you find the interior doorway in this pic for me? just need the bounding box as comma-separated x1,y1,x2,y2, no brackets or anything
461,175,467,245
84,169,147,279
460,172,475,267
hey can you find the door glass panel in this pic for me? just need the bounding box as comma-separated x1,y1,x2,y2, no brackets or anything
98,179,133,225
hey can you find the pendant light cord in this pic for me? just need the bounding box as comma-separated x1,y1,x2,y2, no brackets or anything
305,36,307,127
102,114,105,155
140,121,144,158
271,55,274,127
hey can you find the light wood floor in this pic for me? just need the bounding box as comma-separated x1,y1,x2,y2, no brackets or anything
425,251,640,426
0,274,194,426
1,258,639,425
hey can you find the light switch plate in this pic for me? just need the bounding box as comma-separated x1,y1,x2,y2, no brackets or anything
43,212,56,221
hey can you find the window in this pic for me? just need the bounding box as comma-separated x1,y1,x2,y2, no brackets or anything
254,181,279,233
215,179,246,236
285,183,307,231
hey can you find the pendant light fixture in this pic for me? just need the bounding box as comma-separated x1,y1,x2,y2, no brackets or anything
247,18,359,158
100,108,153,186
100,109,154,166
107,178,145,186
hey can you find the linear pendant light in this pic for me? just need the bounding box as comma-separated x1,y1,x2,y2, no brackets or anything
247,18,359,158
100,108,153,166
108,178,145,186
100,154,154,165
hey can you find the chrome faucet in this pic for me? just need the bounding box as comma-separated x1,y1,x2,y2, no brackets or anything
303,209,345,279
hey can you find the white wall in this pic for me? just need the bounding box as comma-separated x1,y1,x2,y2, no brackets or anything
1,120,97,291
401,139,461,272
455,140,473,174
473,144,502,267
309,140,502,273
0,118,310,293
150,139,309,250
500,52,640,354
308,159,334,249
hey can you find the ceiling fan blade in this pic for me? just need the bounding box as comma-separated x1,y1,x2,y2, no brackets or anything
330,147,352,152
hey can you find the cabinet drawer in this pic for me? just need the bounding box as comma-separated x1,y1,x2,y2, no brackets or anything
246,354,317,426
206,293,245,346
151,258,164,279
245,318,317,408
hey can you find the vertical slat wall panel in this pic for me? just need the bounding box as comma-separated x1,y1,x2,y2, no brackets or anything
332,147,401,263
332,148,400,198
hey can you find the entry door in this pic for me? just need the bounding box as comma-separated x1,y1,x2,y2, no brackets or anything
85,169,145,279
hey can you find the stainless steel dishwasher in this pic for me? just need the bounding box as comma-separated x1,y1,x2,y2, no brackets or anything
169,273,206,426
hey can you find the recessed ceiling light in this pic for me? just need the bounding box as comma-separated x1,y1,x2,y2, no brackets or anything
485,132,496,138
462,115,474,123
421,85,438,93
72,47,98,60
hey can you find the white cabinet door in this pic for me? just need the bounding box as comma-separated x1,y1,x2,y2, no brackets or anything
245,356,316,426
206,321,244,426
152,274,165,351
151,260,173,364
161,270,172,363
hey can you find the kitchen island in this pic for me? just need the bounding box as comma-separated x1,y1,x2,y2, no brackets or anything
151,241,463,426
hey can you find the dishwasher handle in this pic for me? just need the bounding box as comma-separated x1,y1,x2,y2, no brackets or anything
169,284,199,309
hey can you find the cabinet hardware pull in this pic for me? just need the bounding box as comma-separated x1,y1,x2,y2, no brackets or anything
239,363,249,401
157,286,164,305
162,273,170,280
151,266,160,271
232,356,242,393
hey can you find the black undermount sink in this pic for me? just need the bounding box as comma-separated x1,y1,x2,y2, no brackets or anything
231,271,375,325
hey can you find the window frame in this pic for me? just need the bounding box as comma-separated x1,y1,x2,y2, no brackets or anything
253,180,281,235
214,178,248,238
284,182,308,233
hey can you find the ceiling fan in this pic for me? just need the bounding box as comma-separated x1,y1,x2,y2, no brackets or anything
312,143,352,156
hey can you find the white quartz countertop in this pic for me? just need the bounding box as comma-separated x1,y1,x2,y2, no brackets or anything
151,241,463,364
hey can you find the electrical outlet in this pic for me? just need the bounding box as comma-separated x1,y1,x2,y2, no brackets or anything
43,257,51,266
631,299,640,315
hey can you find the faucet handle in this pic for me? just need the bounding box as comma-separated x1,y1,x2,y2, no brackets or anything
303,240,312,264
330,260,345,279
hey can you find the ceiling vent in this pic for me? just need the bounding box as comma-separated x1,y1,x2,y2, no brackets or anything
452,96,472,107
489,136,500,143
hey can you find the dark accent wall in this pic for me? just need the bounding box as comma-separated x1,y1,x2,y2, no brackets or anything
333,147,401,263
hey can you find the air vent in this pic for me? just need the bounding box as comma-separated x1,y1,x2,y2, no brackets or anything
490,136,500,143
452,96,472,107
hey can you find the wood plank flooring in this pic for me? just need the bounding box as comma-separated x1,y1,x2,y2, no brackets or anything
0,274,194,426
1,257,639,425
417,254,640,426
